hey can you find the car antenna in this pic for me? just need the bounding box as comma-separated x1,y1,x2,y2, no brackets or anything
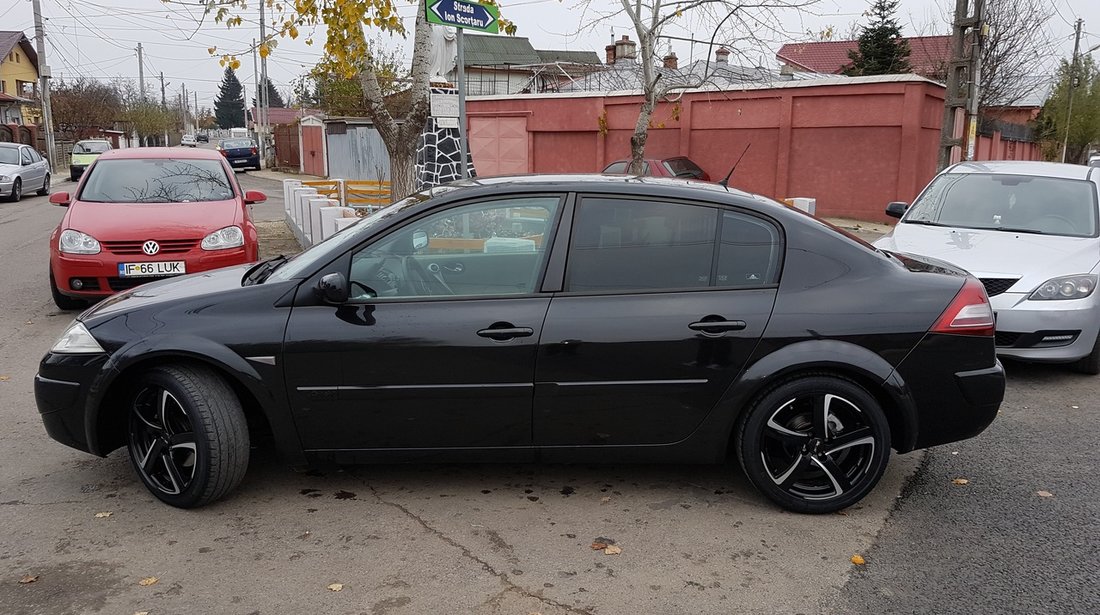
718,143,751,190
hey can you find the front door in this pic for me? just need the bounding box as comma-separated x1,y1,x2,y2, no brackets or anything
283,194,563,451
534,196,783,446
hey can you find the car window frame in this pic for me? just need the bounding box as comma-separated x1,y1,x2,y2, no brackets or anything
558,193,785,297
340,192,569,304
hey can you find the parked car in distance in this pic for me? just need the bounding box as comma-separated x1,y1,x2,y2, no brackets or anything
180,134,198,147
217,138,260,171
35,175,1005,511
1088,155,1100,169
876,161,1100,373
47,147,264,310
603,156,711,181
195,133,210,143
0,142,50,202
70,139,112,182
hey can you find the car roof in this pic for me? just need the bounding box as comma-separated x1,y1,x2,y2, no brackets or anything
96,147,224,160
0,142,25,149
429,173,764,204
947,160,1096,181
76,139,110,143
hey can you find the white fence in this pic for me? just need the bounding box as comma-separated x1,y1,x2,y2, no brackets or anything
281,179,359,248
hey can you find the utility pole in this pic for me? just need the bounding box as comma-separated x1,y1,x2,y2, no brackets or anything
194,91,198,134
159,72,167,107
1062,18,1084,163
137,42,145,101
258,1,269,165
181,83,188,137
31,0,57,171
252,38,259,135
938,0,983,170
964,0,985,161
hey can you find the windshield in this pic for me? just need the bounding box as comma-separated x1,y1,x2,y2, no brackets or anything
265,189,439,282
79,158,235,203
0,148,19,165
222,139,254,149
904,173,1099,238
74,142,110,154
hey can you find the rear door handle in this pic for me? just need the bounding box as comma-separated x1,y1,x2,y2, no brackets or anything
477,323,534,341
688,320,747,334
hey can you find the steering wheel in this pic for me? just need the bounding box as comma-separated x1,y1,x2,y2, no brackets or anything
1030,215,1077,235
400,256,454,296
356,256,400,296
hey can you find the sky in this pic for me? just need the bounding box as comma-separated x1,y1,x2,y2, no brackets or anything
1,0,1097,111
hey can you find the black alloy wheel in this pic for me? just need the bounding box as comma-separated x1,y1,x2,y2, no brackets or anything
126,365,249,508
37,173,50,196
738,375,891,514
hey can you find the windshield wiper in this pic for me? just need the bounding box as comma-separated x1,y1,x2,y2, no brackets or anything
901,219,949,227
988,226,1046,235
243,255,288,286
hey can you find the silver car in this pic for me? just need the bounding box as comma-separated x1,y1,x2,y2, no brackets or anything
0,142,51,202
875,161,1100,373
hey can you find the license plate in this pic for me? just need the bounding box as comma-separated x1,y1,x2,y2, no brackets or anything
118,261,186,278
231,159,247,165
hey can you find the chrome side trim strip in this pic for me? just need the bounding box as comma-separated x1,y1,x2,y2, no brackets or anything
552,379,709,387
297,383,533,392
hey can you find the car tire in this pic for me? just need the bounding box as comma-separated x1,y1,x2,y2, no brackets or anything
737,375,891,514
126,364,250,508
1071,333,1100,375
49,269,85,311
37,173,50,196
7,178,20,202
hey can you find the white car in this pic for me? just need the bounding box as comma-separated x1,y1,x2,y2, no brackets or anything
180,134,198,147
875,161,1100,373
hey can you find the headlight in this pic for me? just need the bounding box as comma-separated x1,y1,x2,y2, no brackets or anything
201,225,244,250
1030,274,1098,300
0,175,10,182
50,321,105,354
59,229,101,255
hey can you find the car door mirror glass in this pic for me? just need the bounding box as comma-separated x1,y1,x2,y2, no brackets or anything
411,230,429,252
315,272,349,303
886,202,908,219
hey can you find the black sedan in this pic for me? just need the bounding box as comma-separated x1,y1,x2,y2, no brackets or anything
217,138,260,170
34,176,1005,512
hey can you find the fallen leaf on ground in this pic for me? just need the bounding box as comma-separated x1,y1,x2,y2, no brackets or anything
18,574,38,584
590,542,608,550
599,496,611,504
604,545,622,555
1071,405,1079,409
134,611,150,615
850,554,866,566
952,478,969,485
1037,490,1054,497
326,583,344,592
138,577,158,587
0,376,10,382
94,512,112,518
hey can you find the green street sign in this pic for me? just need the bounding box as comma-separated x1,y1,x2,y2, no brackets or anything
426,0,499,34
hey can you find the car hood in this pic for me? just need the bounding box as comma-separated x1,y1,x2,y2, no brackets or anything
875,223,1100,283
82,263,257,323
0,162,20,175
66,199,240,238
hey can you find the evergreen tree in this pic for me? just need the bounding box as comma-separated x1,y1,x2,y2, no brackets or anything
252,76,286,109
214,67,245,128
844,0,911,76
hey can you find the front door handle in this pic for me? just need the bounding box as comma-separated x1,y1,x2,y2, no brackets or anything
688,319,747,334
477,322,534,341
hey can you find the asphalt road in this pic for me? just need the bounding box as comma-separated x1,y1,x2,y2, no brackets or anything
0,169,1094,614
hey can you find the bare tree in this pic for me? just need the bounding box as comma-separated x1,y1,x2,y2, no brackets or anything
977,0,1059,109
578,0,818,173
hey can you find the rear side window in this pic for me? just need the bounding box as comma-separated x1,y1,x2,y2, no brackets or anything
663,158,705,179
716,211,781,286
602,161,650,175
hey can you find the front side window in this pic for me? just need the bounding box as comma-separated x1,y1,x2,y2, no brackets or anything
20,148,32,164
905,173,1099,237
350,196,561,300
78,158,235,203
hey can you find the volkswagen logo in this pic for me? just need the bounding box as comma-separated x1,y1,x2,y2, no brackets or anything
142,240,160,255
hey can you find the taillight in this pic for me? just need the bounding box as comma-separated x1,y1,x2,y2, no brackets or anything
931,277,995,336
251,147,257,155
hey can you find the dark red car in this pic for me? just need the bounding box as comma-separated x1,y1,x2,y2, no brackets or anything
48,148,265,310
602,156,711,181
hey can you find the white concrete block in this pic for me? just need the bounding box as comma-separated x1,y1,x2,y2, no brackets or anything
333,216,358,233
308,198,339,244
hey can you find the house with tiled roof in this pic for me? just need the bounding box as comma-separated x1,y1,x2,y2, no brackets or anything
0,31,41,125
449,34,604,96
776,36,951,80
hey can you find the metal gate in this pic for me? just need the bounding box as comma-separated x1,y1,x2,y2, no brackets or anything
273,124,300,171
325,122,390,181
469,116,529,176
301,124,325,177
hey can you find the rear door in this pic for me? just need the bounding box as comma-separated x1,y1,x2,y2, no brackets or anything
534,195,783,446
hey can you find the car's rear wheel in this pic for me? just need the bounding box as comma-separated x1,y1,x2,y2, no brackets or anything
49,269,85,311
37,173,50,196
7,178,20,202
1071,332,1100,375
738,375,891,514
127,365,249,508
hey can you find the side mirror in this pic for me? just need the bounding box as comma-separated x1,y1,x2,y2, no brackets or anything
244,190,267,204
315,272,349,303
412,230,429,252
49,192,71,207
885,202,908,219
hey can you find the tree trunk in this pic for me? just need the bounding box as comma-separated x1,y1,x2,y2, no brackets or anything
628,95,656,174
387,138,416,202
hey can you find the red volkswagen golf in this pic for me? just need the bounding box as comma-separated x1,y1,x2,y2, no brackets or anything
48,148,264,310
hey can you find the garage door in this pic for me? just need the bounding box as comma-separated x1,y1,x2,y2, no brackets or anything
469,116,529,176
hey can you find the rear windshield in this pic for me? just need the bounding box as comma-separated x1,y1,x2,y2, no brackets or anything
222,139,254,149
79,158,235,203
663,158,705,178
74,142,110,154
904,173,1099,237
602,161,649,175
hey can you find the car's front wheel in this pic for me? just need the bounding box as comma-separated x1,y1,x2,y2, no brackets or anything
7,178,21,202
127,365,250,508
738,375,891,514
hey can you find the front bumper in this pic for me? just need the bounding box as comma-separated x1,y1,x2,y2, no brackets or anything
0,179,13,196
70,165,87,177
52,247,251,300
35,352,110,454
991,292,1100,363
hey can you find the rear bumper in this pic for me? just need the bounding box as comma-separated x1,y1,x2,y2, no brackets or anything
227,156,261,169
